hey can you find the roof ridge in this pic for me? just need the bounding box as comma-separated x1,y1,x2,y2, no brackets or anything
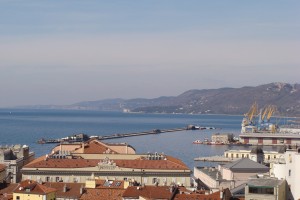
164,155,189,169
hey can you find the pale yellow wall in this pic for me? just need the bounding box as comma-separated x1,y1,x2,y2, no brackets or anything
107,145,136,154
224,150,284,161
13,192,55,200
221,168,232,180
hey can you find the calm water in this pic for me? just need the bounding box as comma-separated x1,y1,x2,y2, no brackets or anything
0,109,278,169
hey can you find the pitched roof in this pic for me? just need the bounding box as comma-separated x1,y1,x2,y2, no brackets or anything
43,182,83,199
80,188,125,200
24,156,190,170
0,164,6,172
14,180,56,195
174,191,221,200
223,158,269,171
247,178,284,188
73,140,118,154
122,186,172,199
0,183,18,200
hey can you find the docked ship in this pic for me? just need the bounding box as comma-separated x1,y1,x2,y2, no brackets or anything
239,103,300,145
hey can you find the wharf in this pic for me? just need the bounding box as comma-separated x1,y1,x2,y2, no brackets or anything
194,156,238,162
98,127,187,140
37,127,190,144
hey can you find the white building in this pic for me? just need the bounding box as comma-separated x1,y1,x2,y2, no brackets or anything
272,148,300,200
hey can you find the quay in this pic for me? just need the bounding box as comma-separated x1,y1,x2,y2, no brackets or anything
38,125,211,144
194,155,237,162
98,127,186,140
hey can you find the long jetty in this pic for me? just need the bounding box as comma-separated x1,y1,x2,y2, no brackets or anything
194,156,238,162
37,125,216,144
98,127,186,140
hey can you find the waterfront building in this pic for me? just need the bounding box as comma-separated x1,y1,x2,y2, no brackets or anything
239,132,300,145
194,158,269,190
0,145,35,183
21,139,192,187
271,148,300,200
224,147,285,164
245,177,287,200
211,133,234,144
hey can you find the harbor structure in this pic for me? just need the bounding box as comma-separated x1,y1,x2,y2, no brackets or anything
239,103,300,145
224,147,285,164
21,139,192,187
211,133,234,144
0,145,35,183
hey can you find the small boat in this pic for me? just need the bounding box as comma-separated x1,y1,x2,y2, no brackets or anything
193,140,203,144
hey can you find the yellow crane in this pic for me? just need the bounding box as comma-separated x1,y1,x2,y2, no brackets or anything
244,102,258,124
266,105,277,122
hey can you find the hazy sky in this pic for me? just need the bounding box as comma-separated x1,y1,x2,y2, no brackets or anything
0,1,299,107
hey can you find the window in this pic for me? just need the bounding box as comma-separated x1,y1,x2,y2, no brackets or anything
242,154,244,158
226,153,228,158
16,196,20,200
289,169,291,176
236,154,239,158
152,178,159,184
123,177,128,181
55,177,60,182
46,177,50,182
143,177,148,184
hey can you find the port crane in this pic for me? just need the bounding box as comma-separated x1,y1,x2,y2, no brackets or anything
243,102,258,125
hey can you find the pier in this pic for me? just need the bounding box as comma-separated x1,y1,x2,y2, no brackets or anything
97,127,186,140
194,156,238,162
37,126,210,144
37,125,217,144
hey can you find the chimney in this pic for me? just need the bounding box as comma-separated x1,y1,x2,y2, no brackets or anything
80,185,84,194
63,184,67,192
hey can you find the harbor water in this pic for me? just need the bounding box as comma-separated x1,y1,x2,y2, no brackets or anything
0,109,281,169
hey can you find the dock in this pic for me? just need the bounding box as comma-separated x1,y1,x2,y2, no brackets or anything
194,156,238,162
37,127,196,144
98,127,187,140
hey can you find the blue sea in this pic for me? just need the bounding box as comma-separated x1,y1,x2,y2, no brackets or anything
0,109,281,169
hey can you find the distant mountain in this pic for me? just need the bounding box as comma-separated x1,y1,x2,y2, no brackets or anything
19,83,300,116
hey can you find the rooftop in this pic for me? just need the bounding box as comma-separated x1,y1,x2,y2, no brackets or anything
223,158,269,171
14,180,56,195
122,186,172,199
247,178,284,188
23,155,190,170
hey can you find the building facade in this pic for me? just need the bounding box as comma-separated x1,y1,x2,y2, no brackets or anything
21,140,192,187
0,145,35,183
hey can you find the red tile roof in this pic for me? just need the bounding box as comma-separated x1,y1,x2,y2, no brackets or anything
80,188,125,200
43,182,83,199
0,164,6,172
73,140,118,154
122,186,172,199
24,156,189,170
174,191,221,200
14,180,56,195
0,184,18,200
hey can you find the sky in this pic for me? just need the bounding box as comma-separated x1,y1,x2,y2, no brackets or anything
0,1,299,107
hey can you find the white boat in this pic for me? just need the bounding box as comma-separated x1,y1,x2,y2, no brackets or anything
193,140,203,144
